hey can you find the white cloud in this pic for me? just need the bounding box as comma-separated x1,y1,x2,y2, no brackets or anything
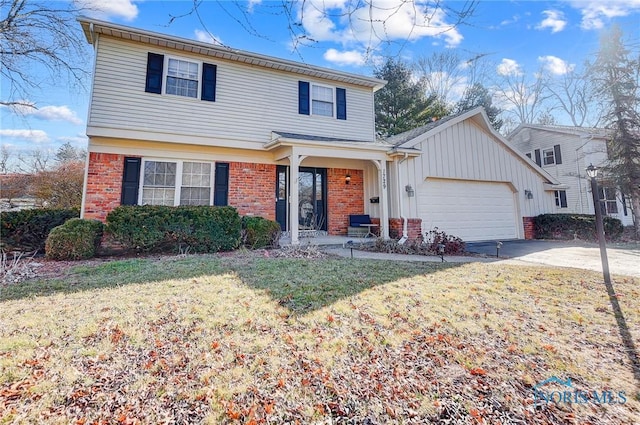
323,49,366,66
497,58,522,76
25,106,83,125
77,0,139,21
300,0,464,48
194,29,223,45
538,55,575,75
570,0,640,30
0,129,50,144
536,10,567,33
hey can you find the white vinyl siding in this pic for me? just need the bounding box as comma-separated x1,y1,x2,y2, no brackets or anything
88,37,376,145
140,159,213,206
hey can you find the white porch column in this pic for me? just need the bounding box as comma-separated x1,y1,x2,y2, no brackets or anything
289,148,300,245
374,159,390,239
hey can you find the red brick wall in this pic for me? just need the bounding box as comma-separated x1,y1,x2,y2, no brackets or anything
83,153,126,221
523,216,536,239
228,162,276,220
327,168,364,235
389,218,423,241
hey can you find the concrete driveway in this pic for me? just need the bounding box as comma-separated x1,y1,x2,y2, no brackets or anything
466,240,640,277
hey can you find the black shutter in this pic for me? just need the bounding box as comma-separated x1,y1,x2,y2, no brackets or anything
559,190,567,208
298,81,310,115
336,87,346,120
534,149,542,167
554,144,562,164
145,53,164,94
214,162,229,206
201,63,217,101
121,157,141,205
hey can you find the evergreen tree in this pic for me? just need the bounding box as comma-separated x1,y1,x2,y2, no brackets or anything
455,83,503,131
374,59,449,137
590,25,640,237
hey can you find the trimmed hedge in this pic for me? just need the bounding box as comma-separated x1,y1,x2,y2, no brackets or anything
45,219,104,260
242,216,281,249
534,214,624,241
0,208,79,253
105,205,241,253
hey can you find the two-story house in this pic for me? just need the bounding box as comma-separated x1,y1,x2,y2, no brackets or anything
79,18,562,243
507,124,634,227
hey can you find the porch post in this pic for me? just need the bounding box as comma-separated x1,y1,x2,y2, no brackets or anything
374,159,390,239
290,148,300,245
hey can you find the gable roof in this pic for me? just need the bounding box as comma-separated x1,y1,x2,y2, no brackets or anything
507,123,612,140
387,107,560,185
78,17,386,91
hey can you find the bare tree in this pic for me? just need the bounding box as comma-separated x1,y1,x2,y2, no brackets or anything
0,145,12,174
493,68,550,125
17,148,51,173
0,0,89,108
542,68,601,127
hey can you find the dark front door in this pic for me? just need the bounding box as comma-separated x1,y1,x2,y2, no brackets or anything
298,167,327,231
275,165,288,230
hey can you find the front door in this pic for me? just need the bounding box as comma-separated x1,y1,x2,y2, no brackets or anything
298,167,327,231
275,166,328,232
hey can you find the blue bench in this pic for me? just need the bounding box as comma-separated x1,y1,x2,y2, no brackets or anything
348,214,376,237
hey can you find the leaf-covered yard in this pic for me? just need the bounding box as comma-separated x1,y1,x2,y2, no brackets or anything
1,251,639,424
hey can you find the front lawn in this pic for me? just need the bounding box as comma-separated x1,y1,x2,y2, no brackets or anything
1,252,638,423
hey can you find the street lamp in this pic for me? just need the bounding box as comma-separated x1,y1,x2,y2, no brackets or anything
586,164,611,284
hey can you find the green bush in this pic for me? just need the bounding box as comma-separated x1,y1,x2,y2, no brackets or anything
0,208,79,253
534,214,624,241
45,218,104,260
105,205,241,253
242,216,281,249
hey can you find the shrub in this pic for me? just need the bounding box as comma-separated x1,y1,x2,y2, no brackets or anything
105,205,241,253
533,214,623,241
45,219,104,260
363,228,466,256
423,228,466,255
0,208,79,253
242,216,281,249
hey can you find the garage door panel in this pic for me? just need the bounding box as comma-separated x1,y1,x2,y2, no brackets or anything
418,179,517,242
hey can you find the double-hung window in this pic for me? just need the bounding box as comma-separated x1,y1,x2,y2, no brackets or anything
311,85,334,117
166,58,199,98
543,148,555,165
141,160,212,206
554,190,567,208
598,186,618,215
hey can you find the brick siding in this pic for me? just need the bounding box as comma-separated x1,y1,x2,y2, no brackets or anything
327,168,364,235
83,153,126,221
389,218,423,241
523,216,536,239
229,162,276,220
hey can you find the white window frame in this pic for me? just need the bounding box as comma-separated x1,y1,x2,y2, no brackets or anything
598,186,618,215
139,158,214,206
542,148,555,165
311,83,335,118
554,190,567,208
163,56,202,99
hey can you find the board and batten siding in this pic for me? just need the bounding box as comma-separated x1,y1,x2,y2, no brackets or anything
88,36,376,146
400,120,555,220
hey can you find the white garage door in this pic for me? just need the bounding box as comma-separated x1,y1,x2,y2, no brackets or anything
418,179,518,242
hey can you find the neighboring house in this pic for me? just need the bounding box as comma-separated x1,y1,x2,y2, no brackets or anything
387,109,562,242
507,124,634,227
79,18,562,243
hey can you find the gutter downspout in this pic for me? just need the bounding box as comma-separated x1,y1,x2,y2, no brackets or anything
397,153,409,244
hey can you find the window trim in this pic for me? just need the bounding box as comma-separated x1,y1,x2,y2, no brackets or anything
554,190,567,208
598,186,619,215
163,55,203,100
310,83,335,118
542,148,555,166
138,158,214,206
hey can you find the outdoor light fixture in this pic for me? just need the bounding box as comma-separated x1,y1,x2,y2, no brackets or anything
586,163,611,284
345,174,351,185
496,241,503,258
405,185,415,197
525,189,533,199
437,243,446,262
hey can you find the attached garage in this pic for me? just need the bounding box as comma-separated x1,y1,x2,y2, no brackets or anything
418,178,518,241
388,107,562,242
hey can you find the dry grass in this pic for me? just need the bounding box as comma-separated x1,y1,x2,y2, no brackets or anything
1,252,639,424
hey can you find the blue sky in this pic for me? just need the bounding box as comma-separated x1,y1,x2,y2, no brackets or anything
1,0,639,169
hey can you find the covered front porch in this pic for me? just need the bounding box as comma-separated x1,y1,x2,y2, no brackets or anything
265,132,390,245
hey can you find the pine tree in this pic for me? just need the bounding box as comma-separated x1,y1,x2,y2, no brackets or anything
455,83,503,131
590,25,640,237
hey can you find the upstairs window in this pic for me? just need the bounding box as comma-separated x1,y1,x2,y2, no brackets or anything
166,59,199,98
312,85,334,117
543,148,556,165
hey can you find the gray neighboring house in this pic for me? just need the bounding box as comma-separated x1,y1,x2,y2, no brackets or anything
507,124,634,227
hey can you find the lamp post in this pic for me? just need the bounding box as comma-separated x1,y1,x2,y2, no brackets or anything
586,164,611,284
